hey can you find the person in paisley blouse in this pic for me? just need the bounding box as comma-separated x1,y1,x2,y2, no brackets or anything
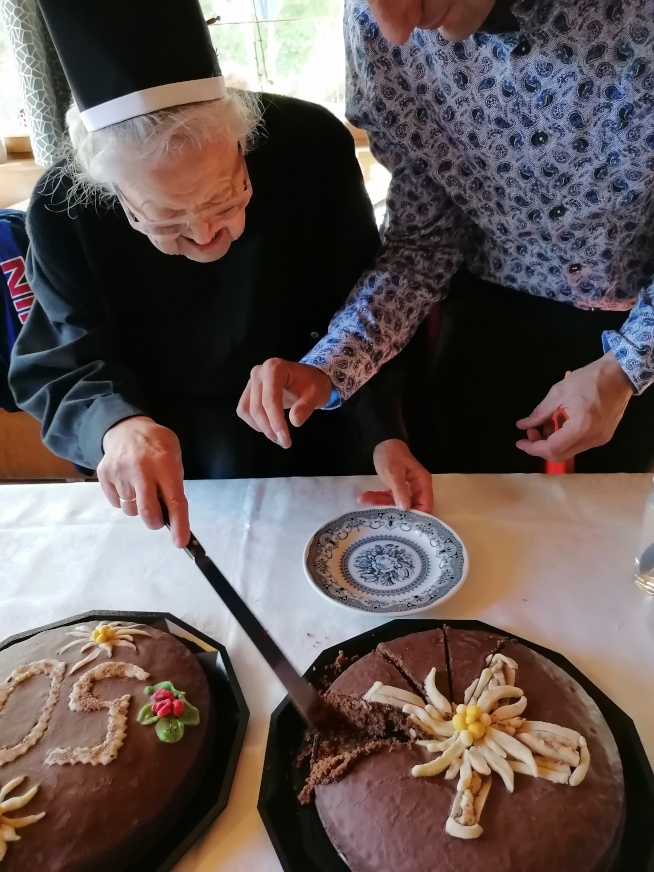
239,0,654,474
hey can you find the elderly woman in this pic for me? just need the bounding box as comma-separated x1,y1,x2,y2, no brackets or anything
9,0,432,547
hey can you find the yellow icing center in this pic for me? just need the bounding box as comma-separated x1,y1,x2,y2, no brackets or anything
452,703,487,739
92,626,117,644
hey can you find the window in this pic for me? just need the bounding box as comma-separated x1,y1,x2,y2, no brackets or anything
200,1,390,215
0,14,22,133
1,2,348,135
199,0,346,117
1,2,390,211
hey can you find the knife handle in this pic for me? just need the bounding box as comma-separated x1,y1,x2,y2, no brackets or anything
159,498,193,547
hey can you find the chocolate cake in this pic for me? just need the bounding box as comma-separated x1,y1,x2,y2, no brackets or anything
308,628,624,872
0,620,214,870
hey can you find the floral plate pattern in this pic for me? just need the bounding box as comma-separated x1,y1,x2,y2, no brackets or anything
304,508,468,615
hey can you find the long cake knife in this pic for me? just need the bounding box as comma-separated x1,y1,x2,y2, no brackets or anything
161,506,333,731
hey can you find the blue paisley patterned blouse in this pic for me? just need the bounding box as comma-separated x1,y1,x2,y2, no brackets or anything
303,0,654,399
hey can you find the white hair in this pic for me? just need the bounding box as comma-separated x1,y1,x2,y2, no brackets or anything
60,89,262,206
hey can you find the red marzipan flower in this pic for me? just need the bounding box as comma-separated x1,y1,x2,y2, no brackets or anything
151,700,174,718
152,689,175,702
149,689,186,719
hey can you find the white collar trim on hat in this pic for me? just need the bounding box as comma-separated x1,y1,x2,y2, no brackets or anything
79,76,227,131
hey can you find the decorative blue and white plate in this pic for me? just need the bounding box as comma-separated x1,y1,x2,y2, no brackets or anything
304,507,468,615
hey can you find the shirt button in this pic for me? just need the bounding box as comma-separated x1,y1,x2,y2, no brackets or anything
568,263,583,273
310,331,320,339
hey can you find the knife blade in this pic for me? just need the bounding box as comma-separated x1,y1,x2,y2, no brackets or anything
160,502,332,732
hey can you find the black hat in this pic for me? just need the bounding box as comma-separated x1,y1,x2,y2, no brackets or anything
36,0,225,132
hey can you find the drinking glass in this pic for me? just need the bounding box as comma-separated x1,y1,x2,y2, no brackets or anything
634,478,654,594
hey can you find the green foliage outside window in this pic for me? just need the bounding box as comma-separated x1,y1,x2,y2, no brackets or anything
200,0,345,113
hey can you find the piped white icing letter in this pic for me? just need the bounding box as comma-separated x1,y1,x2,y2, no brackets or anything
46,661,149,766
0,660,66,766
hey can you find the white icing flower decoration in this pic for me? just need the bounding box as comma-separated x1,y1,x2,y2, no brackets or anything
364,651,591,840
0,777,45,862
57,622,151,674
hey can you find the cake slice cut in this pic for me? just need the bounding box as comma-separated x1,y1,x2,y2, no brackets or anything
300,651,419,805
377,628,450,700
325,650,421,738
443,627,504,704
328,650,416,698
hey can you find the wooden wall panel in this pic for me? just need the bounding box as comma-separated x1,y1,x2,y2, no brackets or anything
0,410,84,481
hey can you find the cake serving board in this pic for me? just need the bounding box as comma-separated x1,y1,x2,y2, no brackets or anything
258,619,654,872
1,610,249,872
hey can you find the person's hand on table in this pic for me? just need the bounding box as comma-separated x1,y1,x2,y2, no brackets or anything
516,352,634,463
359,439,434,513
98,416,190,548
237,359,332,448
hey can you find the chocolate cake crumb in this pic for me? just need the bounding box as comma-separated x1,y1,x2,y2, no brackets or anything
299,739,398,805
295,739,313,769
318,651,360,689
297,689,418,803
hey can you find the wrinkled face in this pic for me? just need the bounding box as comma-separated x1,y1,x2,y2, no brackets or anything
369,0,505,43
116,138,251,263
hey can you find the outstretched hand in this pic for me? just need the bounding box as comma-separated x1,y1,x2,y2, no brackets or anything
516,353,633,462
359,439,434,513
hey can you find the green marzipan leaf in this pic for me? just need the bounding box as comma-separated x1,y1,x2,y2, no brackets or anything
155,716,185,744
137,703,158,725
177,701,200,726
145,680,178,695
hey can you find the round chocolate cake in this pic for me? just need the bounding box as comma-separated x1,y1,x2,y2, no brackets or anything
309,628,624,872
0,619,214,871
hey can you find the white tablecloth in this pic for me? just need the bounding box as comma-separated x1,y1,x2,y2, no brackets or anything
1,474,653,871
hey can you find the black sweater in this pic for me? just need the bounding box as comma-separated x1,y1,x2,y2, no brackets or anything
9,94,408,477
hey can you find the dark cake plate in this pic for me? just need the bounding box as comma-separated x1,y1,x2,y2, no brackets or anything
258,619,654,872
1,610,249,872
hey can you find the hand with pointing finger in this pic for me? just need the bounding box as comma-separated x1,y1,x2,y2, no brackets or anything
236,359,332,448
